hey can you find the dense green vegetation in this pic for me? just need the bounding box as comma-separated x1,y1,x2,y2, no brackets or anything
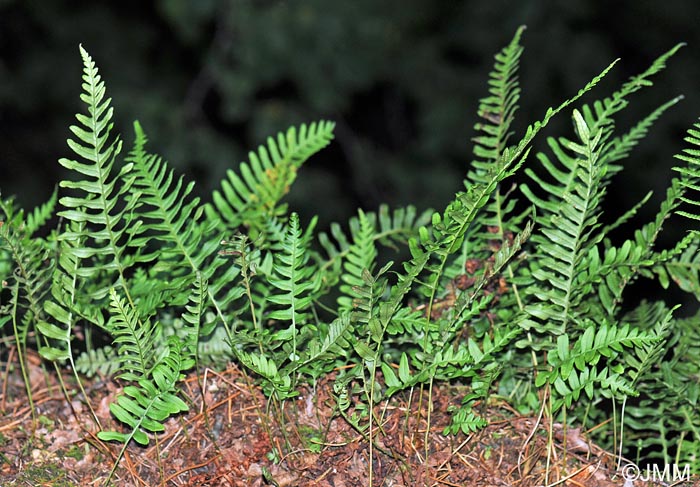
2,24,699,485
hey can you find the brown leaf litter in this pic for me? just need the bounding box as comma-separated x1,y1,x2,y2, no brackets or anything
0,349,697,486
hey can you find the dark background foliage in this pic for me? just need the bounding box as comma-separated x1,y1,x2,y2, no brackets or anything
1,1,699,268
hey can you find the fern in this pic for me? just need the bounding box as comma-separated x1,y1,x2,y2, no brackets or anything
673,121,700,222
0,202,54,341
207,121,335,236
265,213,320,377
181,272,209,363
98,335,193,445
4,29,700,484
97,335,194,483
464,25,529,278
520,109,608,335
75,345,120,378
470,25,525,170
123,121,244,351
106,288,161,382
336,209,378,312
57,46,139,303
317,204,431,293
0,195,57,417
624,309,700,466
536,321,656,411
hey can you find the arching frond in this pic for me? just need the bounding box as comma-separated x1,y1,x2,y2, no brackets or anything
207,121,335,234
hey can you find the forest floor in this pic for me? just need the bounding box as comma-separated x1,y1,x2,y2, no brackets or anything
1,349,697,487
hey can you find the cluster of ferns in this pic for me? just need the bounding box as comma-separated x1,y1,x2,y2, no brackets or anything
2,27,699,475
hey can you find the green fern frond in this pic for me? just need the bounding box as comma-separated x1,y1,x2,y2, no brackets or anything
673,121,700,222
124,121,257,352
126,121,222,279
624,303,676,388
662,234,700,298
124,122,244,334
604,96,683,172
578,238,655,317
286,313,354,380
0,204,55,418
38,219,92,362
75,346,120,378
98,335,193,457
207,121,335,235
450,221,532,331
25,189,58,236
577,44,684,175
336,209,378,312
217,233,269,336
470,25,525,171
317,204,431,292
126,121,213,269
536,321,656,410
267,213,319,326
0,211,53,338
521,109,607,334
181,272,209,363
57,46,139,301
237,349,295,399
256,213,323,386
424,56,617,343
107,287,161,382
625,309,700,466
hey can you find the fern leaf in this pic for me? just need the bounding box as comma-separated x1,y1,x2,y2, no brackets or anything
336,209,378,312
423,56,617,344
207,121,335,234
38,219,90,361
317,204,431,292
181,272,209,362
57,46,140,300
0,208,53,338
107,287,161,382
267,213,319,326
521,109,607,334
624,303,677,388
75,346,120,378
469,25,525,177
98,335,192,446
662,234,700,298
673,121,700,222
604,96,683,173
125,121,248,349
25,189,58,236
538,321,656,411
126,121,215,272
286,314,354,380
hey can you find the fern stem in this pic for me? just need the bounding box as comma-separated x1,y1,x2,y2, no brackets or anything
9,281,36,423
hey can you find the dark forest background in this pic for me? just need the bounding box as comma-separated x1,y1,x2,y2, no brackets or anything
1,0,699,307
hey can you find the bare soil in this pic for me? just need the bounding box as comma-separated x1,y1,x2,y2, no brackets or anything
1,349,697,486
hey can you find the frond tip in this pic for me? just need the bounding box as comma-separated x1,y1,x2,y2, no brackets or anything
208,121,335,233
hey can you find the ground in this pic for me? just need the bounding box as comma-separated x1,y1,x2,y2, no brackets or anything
1,349,697,486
